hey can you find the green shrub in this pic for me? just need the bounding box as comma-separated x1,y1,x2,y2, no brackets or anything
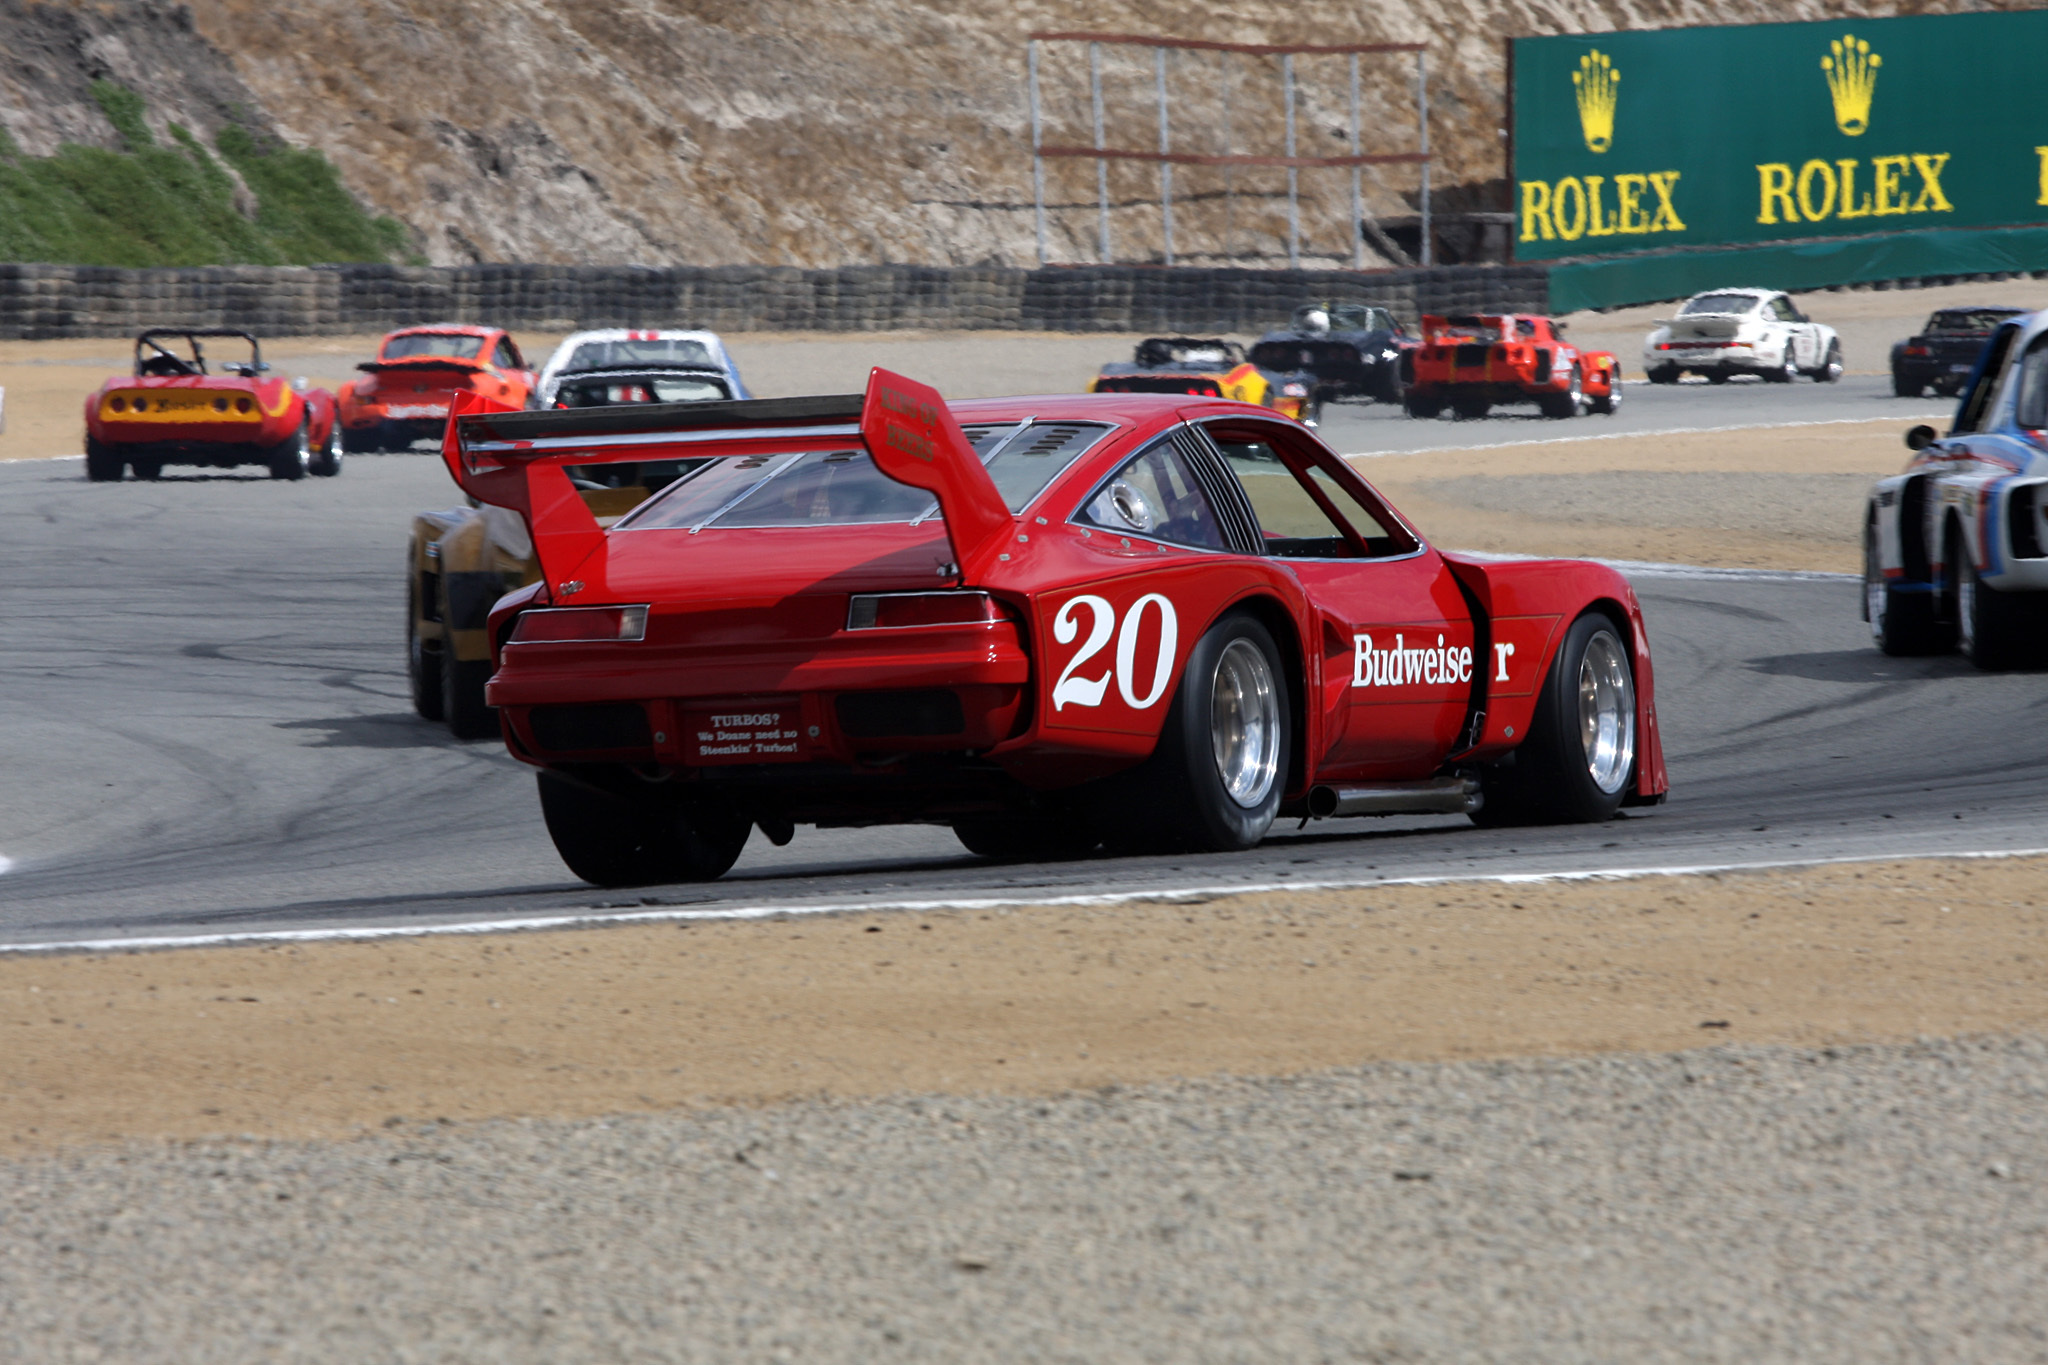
0,84,415,266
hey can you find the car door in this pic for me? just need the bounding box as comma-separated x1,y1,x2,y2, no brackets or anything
1199,417,1475,779
1768,295,1810,366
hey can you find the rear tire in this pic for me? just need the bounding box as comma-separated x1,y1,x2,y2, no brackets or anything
1540,364,1586,418
309,421,343,477
437,573,498,738
406,572,446,722
1950,525,2034,670
84,437,124,482
266,420,311,480
1471,612,1635,827
1452,398,1491,420
1766,339,1798,383
538,772,751,887
129,457,163,480
1403,394,1443,420
1892,371,1924,398
1093,612,1288,853
1865,511,1944,656
1646,364,1680,385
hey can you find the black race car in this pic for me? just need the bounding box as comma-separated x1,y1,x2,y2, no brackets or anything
1248,303,1413,417
1891,306,2029,398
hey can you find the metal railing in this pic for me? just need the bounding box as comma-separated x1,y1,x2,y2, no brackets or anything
1027,32,1432,270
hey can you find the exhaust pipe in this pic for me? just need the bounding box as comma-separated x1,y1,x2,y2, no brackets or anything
1307,776,1481,819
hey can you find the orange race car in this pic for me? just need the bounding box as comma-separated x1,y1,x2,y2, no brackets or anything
1401,314,1620,420
83,328,340,481
340,324,535,453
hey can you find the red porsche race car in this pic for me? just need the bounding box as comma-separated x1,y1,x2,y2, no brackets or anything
1402,314,1620,420
340,324,535,453
443,372,1667,886
83,328,340,481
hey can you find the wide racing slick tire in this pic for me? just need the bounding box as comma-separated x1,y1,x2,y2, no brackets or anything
436,572,498,738
1452,398,1492,421
308,421,343,477
952,813,1099,862
1766,339,1799,383
1813,339,1844,383
1589,370,1622,416
1403,394,1443,420
1646,365,1680,385
538,771,751,887
84,437,125,482
1539,364,1586,419
340,422,383,455
1891,371,1925,398
1091,612,1289,854
128,457,163,481
1470,611,1636,828
1864,510,1945,657
406,573,446,722
266,420,311,480
1949,524,2037,671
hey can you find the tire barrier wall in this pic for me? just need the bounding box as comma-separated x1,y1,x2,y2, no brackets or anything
0,262,1549,339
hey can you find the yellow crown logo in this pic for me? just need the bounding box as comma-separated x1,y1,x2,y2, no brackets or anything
1820,33,1880,136
1572,50,1619,154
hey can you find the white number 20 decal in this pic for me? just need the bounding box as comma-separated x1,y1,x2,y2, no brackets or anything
1051,592,1179,711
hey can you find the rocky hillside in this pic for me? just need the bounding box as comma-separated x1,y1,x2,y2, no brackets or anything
0,0,2025,269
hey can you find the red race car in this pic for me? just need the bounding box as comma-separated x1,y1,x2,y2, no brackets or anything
83,328,340,481
444,372,1667,886
340,324,535,453
1402,313,1620,420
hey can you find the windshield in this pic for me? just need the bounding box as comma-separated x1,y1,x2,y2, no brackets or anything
566,338,716,371
383,332,485,360
554,373,731,407
1680,293,1760,316
616,420,1113,531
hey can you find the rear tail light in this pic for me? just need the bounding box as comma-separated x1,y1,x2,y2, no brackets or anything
109,396,127,412
235,397,252,413
1904,346,1930,356
509,605,649,644
847,591,1005,630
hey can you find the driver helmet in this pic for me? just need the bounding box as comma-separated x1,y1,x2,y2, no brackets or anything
1302,308,1331,333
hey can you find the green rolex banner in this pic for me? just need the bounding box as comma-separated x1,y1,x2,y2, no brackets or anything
1510,11,2048,264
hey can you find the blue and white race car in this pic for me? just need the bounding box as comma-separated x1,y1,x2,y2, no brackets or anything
1865,307,2048,668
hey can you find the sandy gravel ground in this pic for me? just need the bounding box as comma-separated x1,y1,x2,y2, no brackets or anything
1356,418,1905,572
5,854,2045,1154
4,1032,2044,1362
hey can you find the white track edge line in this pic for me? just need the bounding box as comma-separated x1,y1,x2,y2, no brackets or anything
6,844,2045,957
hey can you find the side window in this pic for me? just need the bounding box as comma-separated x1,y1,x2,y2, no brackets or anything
2014,334,2048,431
1768,296,1798,323
1955,323,2022,435
494,338,520,369
1208,430,1407,559
1077,439,1228,552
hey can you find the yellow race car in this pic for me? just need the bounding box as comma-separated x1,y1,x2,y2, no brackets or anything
1088,337,1317,424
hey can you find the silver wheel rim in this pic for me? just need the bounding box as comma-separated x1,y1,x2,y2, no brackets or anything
1210,638,1280,809
1577,629,1636,795
1958,568,1976,652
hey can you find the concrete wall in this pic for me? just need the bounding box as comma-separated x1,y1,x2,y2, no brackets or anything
0,263,1549,339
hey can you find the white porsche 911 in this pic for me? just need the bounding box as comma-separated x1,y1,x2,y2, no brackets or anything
1644,288,1844,386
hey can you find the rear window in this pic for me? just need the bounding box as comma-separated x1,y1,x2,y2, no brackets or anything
1929,309,2018,334
554,373,731,407
615,420,1112,531
567,338,716,370
384,332,484,360
1680,293,1760,316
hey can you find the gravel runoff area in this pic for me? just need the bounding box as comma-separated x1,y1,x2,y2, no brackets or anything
3,1033,2044,1363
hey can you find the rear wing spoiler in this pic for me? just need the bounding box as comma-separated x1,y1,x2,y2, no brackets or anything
440,368,1015,591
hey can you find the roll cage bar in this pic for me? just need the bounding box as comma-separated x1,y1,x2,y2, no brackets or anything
133,328,268,379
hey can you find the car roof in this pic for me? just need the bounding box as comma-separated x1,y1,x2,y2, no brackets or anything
385,323,499,336
557,329,725,345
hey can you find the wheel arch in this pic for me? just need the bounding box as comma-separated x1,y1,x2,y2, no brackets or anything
1214,590,1311,802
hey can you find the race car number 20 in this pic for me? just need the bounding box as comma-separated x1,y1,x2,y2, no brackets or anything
1051,593,1178,711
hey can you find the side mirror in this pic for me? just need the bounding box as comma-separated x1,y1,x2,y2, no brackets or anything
1905,424,1938,451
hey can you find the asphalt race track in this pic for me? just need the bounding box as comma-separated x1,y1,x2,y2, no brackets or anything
2,375,2037,949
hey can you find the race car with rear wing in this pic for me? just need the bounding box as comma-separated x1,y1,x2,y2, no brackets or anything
444,373,1667,887
83,329,340,481
531,329,750,409
1890,305,2027,399
340,325,535,452
1645,289,1843,386
1088,337,1314,424
1401,314,1619,419
1865,307,2048,669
